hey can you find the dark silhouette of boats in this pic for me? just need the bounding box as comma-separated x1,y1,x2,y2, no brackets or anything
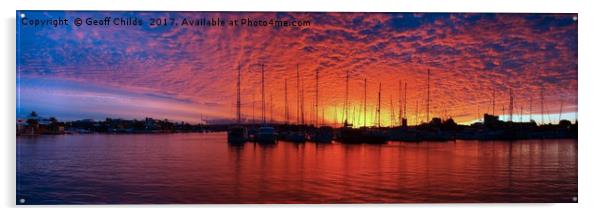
283,131,307,143
388,127,419,142
336,124,387,144
227,63,247,144
227,126,247,144
335,74,389,144
247,127,258,142
336,72,365,144
279,64,308,143
256,63,278,144
308,68,334,143
362,82,388,144
256,126,277,144
360,127,388,144
279,125,308,143
310,126,334,143
337,122,364,144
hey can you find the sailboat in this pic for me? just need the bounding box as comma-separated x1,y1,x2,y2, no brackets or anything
282,64,308,143
361,82,387,144
227,63,247,144
309,69,333,143
256,64,277,144
336,72,364,144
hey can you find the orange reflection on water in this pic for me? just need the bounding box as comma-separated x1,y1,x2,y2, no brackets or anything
17,133,577,204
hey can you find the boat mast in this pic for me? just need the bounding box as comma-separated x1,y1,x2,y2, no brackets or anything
345,71,350,125
377,82,382,127
334,104,338,126
363,78,367,128
509,88,514,122
415,97,419,125
270,94,273,124
236,63,241,124
540,85,544,125
404,82,407,120
315,69,319,126
296,64,300,125
364,78,368,127
390,95,394,127
322,108,326,125
426,69,430,122
261,64,266,124
252,90,255,124
398,80,402,126
284,78,289,124
353,105,362,125
352,106,356,125
301,78,305,125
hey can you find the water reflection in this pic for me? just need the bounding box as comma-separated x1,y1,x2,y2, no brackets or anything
17,133,577,204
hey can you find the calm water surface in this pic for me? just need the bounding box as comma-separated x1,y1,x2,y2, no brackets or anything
17,133,577,204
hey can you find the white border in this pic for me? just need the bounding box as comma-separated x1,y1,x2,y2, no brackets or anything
3,0,601,216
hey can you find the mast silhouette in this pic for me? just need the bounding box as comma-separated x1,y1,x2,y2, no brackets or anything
315,69,319,126
540,85,544,125
334,104,338,126
349,104,355,125
270,94,273,123
301,78,305,125
296,64,300,125
236,63,241,124
426,69,431,122
284,78,289,124
398,80,402,126
509,88,514,122
261,64,266,124
345,71,350,125
363,78,367,128
415,97,419,125
355,105,359,125
403,82,407,120
252,90,255,124
389,95,394,127
377,82,382,127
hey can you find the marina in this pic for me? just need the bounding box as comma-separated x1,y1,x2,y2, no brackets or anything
15,11,579,205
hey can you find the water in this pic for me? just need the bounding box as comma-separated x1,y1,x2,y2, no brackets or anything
16,133,577,204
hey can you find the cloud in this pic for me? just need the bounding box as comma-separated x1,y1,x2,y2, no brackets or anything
17,12,578,125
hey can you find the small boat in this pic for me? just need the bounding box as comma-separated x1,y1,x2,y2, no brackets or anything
285,130,307,143
361,128,388,144
227,126,247,144
247,127,258,142
256,126,277,144
311,126,333,143
337,124,364,144
227,64,247,145
388,127,419,142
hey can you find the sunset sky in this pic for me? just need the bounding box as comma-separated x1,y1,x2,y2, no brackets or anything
17,11,578,126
